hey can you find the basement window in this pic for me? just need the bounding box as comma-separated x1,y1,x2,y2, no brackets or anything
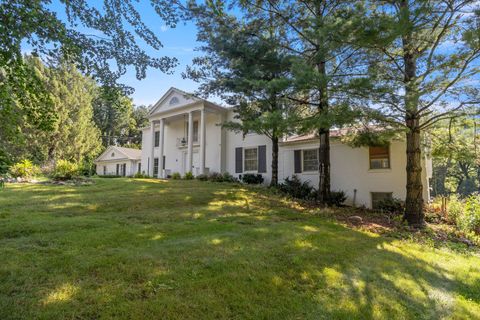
369,146,390,169
371,192,393,209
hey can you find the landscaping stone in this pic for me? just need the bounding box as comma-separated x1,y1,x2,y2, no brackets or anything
348,215,363,225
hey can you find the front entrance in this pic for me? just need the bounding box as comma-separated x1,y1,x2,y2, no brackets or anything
182,151,199,175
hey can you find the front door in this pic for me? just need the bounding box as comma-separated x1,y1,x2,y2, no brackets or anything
182,151,199,175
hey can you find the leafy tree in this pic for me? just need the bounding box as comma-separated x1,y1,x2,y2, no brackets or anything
1,0,181,154
431,115,479,196
361,0,480,226
129,105,150,146
186,1,297,186
92,87,136,147
237,0,367,202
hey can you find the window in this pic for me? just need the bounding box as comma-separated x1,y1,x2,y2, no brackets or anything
137,162,141,174
116,164,120,175
369,146,390,169
154,131,160,147
103,166,106,175
303,149,318,172
371,192,393,209
244,148,258,171
111,152,115,157
153,158,159,176
169,97,179,105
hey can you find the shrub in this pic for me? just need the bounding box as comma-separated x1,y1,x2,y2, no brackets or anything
99,175,122,178
447,195,464,225
133,172,150,179
376,197,404,214
171,172,181,180
457,194,480,233
51,160,80,180
183,171,194,180
278,175,315,200
9,160,40,179
241,173,264,184
222,172,237,183
196,174,208,181
208,172,223,182
326,190,348,207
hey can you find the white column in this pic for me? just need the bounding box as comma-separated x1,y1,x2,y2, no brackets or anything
149,121,155,177
158,118,165,178
187,111,193,174
200,108,206,174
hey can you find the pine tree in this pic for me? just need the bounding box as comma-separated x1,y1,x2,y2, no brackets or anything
361,0,480,226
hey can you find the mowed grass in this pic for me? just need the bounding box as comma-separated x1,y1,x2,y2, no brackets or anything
0,179,479,319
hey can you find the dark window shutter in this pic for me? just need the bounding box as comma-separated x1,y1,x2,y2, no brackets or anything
163,156,166,170
258,145,267,173
235,147,243,173
294,150,302,173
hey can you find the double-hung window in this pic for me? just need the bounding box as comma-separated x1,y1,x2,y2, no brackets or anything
244,147,258,171
154,131,160,147
369,146,390,169
302,149,318,172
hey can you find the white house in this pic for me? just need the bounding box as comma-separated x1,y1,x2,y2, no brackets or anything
103,87,432,209
95,146,142,176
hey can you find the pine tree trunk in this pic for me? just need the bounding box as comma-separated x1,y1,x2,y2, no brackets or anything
318,128,330,203
317,60,331,204
402,0,424,227
404,126,425,227
270,136,279,187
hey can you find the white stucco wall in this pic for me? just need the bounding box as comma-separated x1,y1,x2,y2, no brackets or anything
279,140,411,208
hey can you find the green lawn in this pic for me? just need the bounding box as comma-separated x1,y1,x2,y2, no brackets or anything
0,178,479,319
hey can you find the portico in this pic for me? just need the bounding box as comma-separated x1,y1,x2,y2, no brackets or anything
143,87,227,178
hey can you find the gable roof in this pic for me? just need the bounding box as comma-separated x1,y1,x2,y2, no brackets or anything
148,87,228,116
95,146,141,162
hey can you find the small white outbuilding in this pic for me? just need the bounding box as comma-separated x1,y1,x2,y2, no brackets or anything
94,146,142,177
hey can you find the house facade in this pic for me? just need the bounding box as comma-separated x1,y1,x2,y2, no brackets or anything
95,146,142,176
134,87,432,208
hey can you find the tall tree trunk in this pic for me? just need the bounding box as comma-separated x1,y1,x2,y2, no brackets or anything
318,127,330,203
270,136,279,187
404,126,424,226
317,60,330,203
402,1,424,226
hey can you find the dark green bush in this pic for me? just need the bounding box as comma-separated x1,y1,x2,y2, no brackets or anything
196,174,208,181
171,172,181,180
221,172,237,183
99,175,122,178
133,172,150,178
208,172,223,182
241,173,264,184
376,197,404,214
326,191,347,207
278,175,315,200
184,171,194,180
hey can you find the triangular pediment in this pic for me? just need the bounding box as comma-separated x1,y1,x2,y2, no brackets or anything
148,87,200,115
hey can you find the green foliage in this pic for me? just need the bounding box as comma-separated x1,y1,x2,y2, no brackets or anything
9,160,40,179
51,160,80,181
133,172,150,179
342,128,403,148
457,194,480,234
196,174,209,181
376,198,405,215
183,172,194,180
278,176,316,200
431,117,479,197
241,174,264,184
326,191,348,207
171,172,181,180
